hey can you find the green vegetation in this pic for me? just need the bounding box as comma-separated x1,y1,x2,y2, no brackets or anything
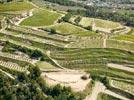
95,19,121,29
20,9,61,26
97,93,121,100
129,27,134,35
87,67,134,81
36,61,56,69
7,25,70,44
46,22,96,36
79,17,93,27
44,0,78,6
112,79,134,94
113,35,134,42
107,39,134,51
0,66,82,100
51,48,134,81
0,15,4,20
0,2,34,12
67,6,134,26
51,48,134,69
0,0,134,99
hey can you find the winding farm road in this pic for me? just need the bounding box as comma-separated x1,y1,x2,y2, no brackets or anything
84,81,105,100
107,63,134,73
84,81,131,100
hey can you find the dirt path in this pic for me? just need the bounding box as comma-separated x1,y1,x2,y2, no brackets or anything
84,81,106,100
46,51,85,73
46,51,65,69
84,81,130,100
27,1,41,9
15,9,34,25
107,63,134,73
113,26,131,35
0,69,15,79
104,90,130,100
103,34,108,48
0,46,3,51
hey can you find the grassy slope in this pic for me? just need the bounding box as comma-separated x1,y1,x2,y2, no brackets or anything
112,79,134,94
0,2,34,12
0,15,4,20
129,27,134,35
46,22,96,36
36,61,56,69
113,35,134,42
95,19,121,29
20,9,61,26
79,17,93,27
51,48,134,80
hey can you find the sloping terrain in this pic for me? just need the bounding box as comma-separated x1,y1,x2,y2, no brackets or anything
0,0,134,100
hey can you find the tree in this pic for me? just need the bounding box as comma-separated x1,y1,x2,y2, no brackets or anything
17,73,28,82
62,13,72,22
31,50,43,58
50,29,57,34
86,26,92,31
51,84,62,97
28,66,41,80
11,94,17,100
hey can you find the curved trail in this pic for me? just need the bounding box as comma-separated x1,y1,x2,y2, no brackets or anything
0,69,15,79
84,81,130,100
84,82,105,100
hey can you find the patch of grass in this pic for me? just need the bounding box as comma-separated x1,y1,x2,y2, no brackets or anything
0,15,4,29
0,2,34,12
95,19,121,29
46,22,97,36
0,15,4,20
51,48,134,68
87,67,134,81
79,17,93,27
107,39,134,51
36,61,56,69
113,35,134,42
20,9,61,26
128,27,134,35
97,93,121,100
112,79,134,94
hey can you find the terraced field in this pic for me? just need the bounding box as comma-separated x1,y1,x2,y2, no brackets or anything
45,22,97,36
94,19,121,29
111,79,134,95
97,93,121,100
0,2,34,12
112,35,134,42
79,17,93,27
20,9,62,26
0,0,134,100
50,48,134,69
129,27,134,35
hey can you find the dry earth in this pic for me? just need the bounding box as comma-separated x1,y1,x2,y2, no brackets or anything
41,71,91,92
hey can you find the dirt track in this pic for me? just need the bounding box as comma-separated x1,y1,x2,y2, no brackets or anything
84,82,105,100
